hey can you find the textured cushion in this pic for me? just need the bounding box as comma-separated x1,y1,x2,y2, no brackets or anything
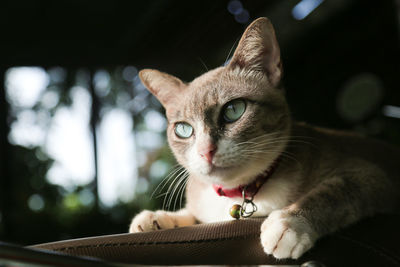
30,215,400,266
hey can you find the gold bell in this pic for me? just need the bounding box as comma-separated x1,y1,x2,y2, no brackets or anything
230,204,242,219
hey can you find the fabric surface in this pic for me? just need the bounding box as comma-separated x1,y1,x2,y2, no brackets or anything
0,241,114,267
31,215,400,266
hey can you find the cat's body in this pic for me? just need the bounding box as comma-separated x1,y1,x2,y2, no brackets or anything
130,18,400,259
187,122,400,224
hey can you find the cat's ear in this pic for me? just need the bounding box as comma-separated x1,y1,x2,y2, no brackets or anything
139,69,184,106
229,17,282,86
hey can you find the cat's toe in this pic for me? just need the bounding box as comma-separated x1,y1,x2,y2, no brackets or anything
290,234,314,259
260,209,316,259
129,210,176,233
272,228,298,259
260,212,288,255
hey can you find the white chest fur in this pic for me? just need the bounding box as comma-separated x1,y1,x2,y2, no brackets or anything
192,174,296,223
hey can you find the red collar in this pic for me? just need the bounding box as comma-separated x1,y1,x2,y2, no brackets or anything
212,159,280,198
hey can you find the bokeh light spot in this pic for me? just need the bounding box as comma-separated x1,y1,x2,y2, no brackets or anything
149,160,170,180
337,73,384,122
235,9,250,24
144,110,167,132
5,67,50,108
136,177,149,194
292,0,324,20
79,189,95,207
227,0,243,15
122,66,138,82
28,194,45,212
94,70,111,97
48,67,67,84
41,90,60,109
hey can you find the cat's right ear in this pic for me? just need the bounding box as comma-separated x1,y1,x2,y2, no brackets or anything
139,69,184,107
228,17,282,87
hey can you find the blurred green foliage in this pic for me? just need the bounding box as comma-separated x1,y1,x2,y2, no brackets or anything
1,66,179,245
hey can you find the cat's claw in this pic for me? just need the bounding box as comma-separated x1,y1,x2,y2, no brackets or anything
260,209,317,259
129,210,177,233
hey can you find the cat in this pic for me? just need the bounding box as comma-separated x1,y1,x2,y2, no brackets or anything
129,17,400,259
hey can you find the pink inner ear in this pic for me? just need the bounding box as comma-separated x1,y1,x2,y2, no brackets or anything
139,69,185,108
266,58,282,86
197,142,217,164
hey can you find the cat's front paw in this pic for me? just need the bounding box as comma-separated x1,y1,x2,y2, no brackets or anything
129,210,177,233
260,209,317,259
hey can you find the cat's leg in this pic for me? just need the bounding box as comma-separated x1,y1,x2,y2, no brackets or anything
129,208,196,233
260,166,394,259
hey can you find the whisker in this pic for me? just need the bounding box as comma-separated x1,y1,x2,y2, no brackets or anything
170,169,188,210
243,140,291,150
179,178,190,210
151,165,184,199
155,192,168,199
235,132,283,147
243,146,299,159
241,133,316,144
244,150,302,167
163,168,187,210
247,132,282,141
167,169,189,211
247,135,314,143
173,172,189,211
239,136,317,150
198,57,209,72
244,153,301,167
224,37,240,65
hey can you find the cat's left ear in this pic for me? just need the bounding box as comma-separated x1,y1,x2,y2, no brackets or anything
229,17,282,87
139,69,184,107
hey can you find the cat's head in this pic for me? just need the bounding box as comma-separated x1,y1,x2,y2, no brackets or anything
139,18,291,187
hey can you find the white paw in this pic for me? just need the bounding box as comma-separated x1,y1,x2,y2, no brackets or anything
260,209,317,259
129,210,177,233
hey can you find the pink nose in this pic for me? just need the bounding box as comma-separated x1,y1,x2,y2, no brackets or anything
198,143,217,164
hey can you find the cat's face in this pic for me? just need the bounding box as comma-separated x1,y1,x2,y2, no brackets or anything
165,68,290,187
140,18,290,187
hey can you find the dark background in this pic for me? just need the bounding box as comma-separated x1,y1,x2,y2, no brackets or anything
0,0,399,245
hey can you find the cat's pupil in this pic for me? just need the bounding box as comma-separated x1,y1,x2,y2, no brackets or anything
223,99,246,123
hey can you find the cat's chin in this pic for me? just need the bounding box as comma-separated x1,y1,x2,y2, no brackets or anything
209,165,233,177
195,165,231,179
190,164,235,185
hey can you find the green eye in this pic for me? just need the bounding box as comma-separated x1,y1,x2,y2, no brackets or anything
223,99,246,122
174,122,193,138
